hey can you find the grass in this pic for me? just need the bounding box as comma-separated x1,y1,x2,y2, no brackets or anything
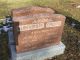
0,0,80,22
0,0,79,30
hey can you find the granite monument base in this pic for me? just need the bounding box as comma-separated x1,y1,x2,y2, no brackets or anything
16,42,65,60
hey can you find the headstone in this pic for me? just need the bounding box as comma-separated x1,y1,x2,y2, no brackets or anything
11,6,66,60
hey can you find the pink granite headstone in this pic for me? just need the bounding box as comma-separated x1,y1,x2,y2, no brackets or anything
11,6,66,60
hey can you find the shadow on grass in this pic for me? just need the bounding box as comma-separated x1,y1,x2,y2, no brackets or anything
56,10,80,31
66,16,80,31
0,32,9,60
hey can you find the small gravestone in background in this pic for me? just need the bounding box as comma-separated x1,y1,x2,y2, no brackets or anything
11,6,66,60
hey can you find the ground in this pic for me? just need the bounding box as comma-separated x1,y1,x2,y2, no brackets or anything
0,0,80,60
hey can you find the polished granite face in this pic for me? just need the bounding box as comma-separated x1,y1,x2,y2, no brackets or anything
12,6,66,53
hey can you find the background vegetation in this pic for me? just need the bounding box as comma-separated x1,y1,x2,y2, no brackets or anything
0,0,80,22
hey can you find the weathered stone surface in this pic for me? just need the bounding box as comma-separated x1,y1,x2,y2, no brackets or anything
12,6,55,17
12,6,66,53
16,42,65,60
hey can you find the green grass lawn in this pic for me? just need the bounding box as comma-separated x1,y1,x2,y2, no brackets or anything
0,0,80,22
